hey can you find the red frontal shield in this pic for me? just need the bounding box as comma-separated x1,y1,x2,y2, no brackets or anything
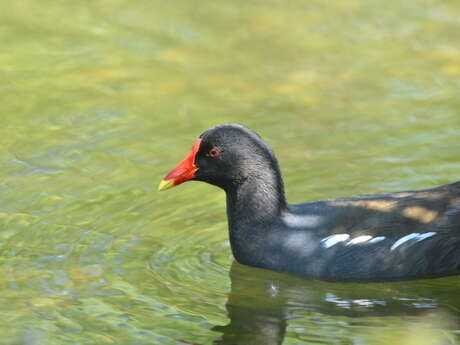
158,139,201,191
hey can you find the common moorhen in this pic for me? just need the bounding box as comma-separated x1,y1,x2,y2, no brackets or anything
159,124,460,280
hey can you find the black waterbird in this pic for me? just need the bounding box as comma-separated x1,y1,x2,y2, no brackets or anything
159,124,460,281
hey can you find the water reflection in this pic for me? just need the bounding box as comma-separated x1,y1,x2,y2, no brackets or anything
213,261,460,345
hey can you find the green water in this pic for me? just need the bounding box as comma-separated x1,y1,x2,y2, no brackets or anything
1,0,460,344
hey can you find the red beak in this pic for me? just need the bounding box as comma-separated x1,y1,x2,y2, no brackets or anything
158,139,202,191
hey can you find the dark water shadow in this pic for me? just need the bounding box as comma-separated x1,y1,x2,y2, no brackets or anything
212,261,460,345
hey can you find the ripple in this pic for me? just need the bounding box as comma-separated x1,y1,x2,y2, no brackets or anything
148,222,231,318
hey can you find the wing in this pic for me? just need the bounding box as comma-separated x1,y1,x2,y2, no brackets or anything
290,181,460,239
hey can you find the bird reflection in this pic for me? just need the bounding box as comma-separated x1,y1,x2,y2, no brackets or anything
212,261,460,345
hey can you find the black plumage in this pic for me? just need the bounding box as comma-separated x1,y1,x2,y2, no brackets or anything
161,124,460,280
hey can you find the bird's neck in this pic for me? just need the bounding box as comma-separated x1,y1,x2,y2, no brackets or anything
225,169,287,229
224,168,287,266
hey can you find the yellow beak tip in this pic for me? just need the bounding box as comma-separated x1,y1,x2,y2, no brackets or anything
158,179,175,191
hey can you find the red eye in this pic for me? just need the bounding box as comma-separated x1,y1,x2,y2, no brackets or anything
209,147,221,158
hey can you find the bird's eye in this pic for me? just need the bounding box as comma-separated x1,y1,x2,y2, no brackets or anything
208,147,221,158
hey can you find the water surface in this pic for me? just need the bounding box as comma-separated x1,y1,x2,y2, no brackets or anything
1,0,460,344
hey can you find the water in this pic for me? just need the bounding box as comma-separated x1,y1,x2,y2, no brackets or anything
1,0,460,344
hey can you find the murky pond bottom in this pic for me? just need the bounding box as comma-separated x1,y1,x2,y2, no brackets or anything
1,0,460,344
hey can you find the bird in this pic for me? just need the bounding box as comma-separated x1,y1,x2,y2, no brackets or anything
159,124,460,281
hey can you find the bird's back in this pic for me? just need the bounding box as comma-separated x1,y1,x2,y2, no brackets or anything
276,181,460,280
